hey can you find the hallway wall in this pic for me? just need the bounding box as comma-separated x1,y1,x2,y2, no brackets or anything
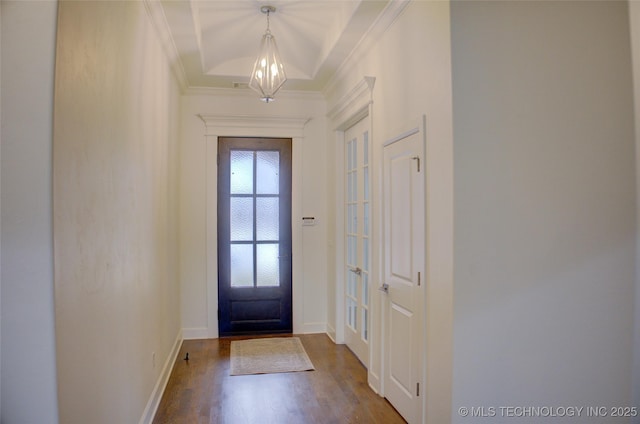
0,2,60,422
53,2,181,423
628,1,640,416
450,2,636,421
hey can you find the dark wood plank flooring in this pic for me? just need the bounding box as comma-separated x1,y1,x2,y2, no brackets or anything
153,334,405,424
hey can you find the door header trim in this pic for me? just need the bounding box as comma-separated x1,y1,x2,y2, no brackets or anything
198,114,310,138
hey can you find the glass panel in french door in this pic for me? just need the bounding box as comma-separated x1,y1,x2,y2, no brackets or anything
343,116,371,366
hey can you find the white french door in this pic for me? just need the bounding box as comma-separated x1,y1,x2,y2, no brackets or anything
344,116,371,366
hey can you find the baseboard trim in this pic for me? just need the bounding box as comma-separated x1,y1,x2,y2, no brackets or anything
182,327,210,340
326,324,337,343
368,370,381,395
138,330,183,424
303,322,327,334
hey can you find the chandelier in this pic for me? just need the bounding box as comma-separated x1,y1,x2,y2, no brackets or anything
249,5,287,103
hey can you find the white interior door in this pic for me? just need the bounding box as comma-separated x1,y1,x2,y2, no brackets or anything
382,128,424,424
344,116,371,366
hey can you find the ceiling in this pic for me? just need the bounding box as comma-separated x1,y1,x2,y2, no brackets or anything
157,0,391,92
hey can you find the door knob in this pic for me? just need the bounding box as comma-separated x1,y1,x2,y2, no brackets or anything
379,283,389,293
349,266,362,276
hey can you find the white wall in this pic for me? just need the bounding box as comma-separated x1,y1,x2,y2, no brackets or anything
450,2,636,422
179,91,328,338
629,2,640,419
0,2,60,423
53,2,181,423
324,1,455,420
1,4,3,416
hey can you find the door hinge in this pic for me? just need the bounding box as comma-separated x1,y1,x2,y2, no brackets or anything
418,271,421,286
417,382,420,396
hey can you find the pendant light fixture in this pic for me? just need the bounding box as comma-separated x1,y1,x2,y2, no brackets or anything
249,5,287,103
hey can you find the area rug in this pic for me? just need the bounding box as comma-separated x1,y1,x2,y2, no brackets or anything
230,337,315,376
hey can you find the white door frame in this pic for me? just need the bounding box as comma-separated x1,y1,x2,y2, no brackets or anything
327,77,381,391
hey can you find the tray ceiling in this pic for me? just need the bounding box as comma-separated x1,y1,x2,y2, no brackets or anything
157,0,391,92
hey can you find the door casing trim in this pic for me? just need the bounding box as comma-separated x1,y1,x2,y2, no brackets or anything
327,76,380,392
199,114,309,338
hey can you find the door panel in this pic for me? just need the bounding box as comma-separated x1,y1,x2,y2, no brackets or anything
390,303,413,396
344,116,371,366
383,129,424,424
218,137,292,336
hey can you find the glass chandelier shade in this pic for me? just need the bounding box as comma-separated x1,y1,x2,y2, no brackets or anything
249,7,287,103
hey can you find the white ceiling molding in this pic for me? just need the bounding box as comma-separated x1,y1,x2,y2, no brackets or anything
327,76,376,130
323,0,410,98
197,114,310,138
184,86,324,102
143,0,189,92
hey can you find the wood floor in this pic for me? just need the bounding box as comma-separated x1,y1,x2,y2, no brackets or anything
153,334,406,424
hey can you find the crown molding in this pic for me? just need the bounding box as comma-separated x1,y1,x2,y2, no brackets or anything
184,86,325,102
327,76,375,130
323,0,410,98
143,0,189,92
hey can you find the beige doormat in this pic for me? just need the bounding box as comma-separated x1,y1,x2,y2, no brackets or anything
230,337,315,376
